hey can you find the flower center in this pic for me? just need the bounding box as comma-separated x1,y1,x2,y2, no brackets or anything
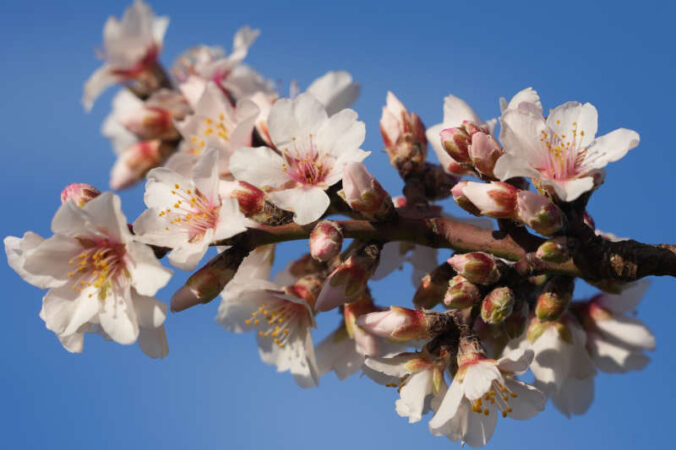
281,134,331,186
158,183,219,241
470,379,518,418
538,121,587,180
189,114,230,155
68,238,127,300
244,298,309,348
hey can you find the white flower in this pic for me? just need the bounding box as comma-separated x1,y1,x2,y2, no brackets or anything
133,148,248,271
4,193,172,356
495,100,640,201
365,351,449,424
230,93,369,224
83,0,169,110
217,246,320,388
429,348,545,447
170,82,259,177
576,280,655,373
510,315,597,417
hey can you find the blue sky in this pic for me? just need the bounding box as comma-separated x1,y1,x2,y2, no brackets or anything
1,0,675,448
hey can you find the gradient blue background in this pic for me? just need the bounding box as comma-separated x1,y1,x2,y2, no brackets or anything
1,1,675,448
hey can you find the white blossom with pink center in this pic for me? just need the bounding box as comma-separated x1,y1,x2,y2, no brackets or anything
429,348,545,447
229,93,369,225
217,246,320,388
426,88,540,175
4,193,172,357
495,101,640,201
83,0,169,111
133,148,248,271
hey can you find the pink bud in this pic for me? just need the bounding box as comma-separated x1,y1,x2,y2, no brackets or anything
451,181,517,219
315,244,380,312
340,162,394,221
110,140,173,190
60,183,100,208
356,306,431,342
440,127,471,164
121,106,177,140
309,220,343,262
380,92,427,177
469,132,503,177
515,190,564,236
447,252,502,285
231,181,266,217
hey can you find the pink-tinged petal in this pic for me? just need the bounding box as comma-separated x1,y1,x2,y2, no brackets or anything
500,87,542,114
192,148,220,203
582,128,640,172
306,71,360,116
493,153,542,181
503,379,545,420
101,90,142,154
4,232,54,289
267,187,330,225
229,146,287,189
229,98,259,149
126,240,172,295
268,93,328,147
41,286,99,336
98,289,140,345
546,101,598,148
138,324,169,359
315,108,365,158
82,64,119,111
596,279,650,314
550,376,594,417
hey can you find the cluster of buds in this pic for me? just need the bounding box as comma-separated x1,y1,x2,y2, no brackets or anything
380,92,427,177
452,180,564,236
340,162,396,221
440,121,503,177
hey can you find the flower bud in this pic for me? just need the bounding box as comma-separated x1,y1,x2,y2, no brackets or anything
451,181,517,219
171,246,249,312
515,190,564,236
444,275,481,309
480,287,515,324
447,252,502,285
356,306,431,342
60,183,100,208
315,243,380,312
309,220,343,262
440,127,471,164
536,237,570,263
110,140,174,190
231,181,266,217
380,92,427,177
469,132,504,177
535,276,574,321
340,162,395,221
122,106,178,140
412,262,455,309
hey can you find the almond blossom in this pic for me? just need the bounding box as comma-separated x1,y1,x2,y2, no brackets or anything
429,346,545,447
4,193,172,356
229,93,369,225
574,281,655,373
133,148,248,271
83,0,169,111
495,101,640,201
217,246,320,388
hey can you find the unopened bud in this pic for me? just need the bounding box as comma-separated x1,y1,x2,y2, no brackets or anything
469,132,504,177
515,190,564,236
536,237,570,263
122,106,178,140
231,181,266,217
380,92,427,177
440,127,471,164
315,244,380,312
460,121,488,137
60,183,100,208
444,275,481,309
310,220,343,262
340,162,395,221
411,262,453,309
171,246,249,312
110,140,174,190
447,252,502,285
451,181,517,219
481,287,515,324
356,306,431,342
535,276,574,321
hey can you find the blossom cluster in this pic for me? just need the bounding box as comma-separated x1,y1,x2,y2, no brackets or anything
5,1,656,447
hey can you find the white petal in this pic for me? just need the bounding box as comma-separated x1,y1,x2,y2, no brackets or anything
267,187,330,225
315,108,365,158
497,348,534,374
306,71,360,116
595,315,656,350
545,176,595,202
462,362,501,400
462,401,498,448
213,198,248,241
372,242,408,280
4,232,54,289
501,87,542,114
41,286,99,336
588,335,650,373
503,379,545,420
551,377,594,417
57,332,85,354
167,231,211,271
98,288,140,345
499,106,548,170
583,128,640,172
82,64,119,111
315,325,362,379
597,279,650,314
396,370,433,423
133,291,167,328
429,381,464,431
229,146,288,189
442,94,482,126
546,101,598,148
364,354,414,380
426,123,460,173
268,93,328,147
138,325,169,359
126,241,173,295
230,26,260,63
192,147,220,202
82,192,130,243
22,234,82,286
